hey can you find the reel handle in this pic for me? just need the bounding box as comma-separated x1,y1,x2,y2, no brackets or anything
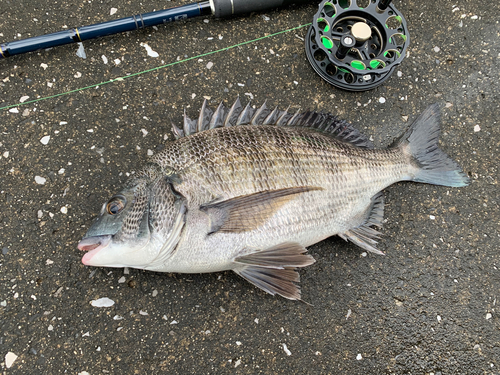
211,0,313,18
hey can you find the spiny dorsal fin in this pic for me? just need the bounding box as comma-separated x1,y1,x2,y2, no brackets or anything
176,99,373,148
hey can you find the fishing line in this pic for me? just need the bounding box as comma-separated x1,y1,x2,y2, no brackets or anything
0,23,311,112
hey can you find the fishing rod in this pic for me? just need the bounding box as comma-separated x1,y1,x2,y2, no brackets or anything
0,0,312,59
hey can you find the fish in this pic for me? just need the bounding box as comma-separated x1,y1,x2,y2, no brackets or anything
78,99,469,300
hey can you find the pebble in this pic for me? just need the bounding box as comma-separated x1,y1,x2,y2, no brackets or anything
90,297,115,307
433,46,441,53
35,176,47,185
206,61,214,69
19,96,30,103
76,43,86,59
102,55,108,64
60,207,68,214
5,352,18,368
110,7,118,15
118,276,126,283
356,353,363,360
379,97,386,104
486,313,492,320
8,108,19,114
40,135,50,145
474,125,481,132
140,43,159,58
40,63,48,70
429,215,436,220
282,343,292,356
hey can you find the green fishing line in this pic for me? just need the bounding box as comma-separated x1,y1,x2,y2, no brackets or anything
0,23,311,111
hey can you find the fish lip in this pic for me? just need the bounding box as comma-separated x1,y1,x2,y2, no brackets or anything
78,235,112,265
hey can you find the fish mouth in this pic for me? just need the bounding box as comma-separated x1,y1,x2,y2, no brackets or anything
78,235,112,265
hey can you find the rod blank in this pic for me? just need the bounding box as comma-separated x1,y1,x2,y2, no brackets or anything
0,0,313,59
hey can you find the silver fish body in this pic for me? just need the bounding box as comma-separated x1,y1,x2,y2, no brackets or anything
78,100,469,300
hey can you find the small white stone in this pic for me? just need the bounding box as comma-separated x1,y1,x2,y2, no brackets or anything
236,341,242,346
60,206,68,214
356,353,362,360
58,168,65,174
48,324,54,331
206,61,214,69
74,71,82,78
78,372,90,375
139,310,149,316
141,129,148,136
361,252,367,257
35,176,47,185
471,15,478,20
474,125,481,132
118,276,126,283
5,352,18,369
140,43,159,58
40,63,48,70
102,55,108,64
110,7,118,15
91,297,115,307
152,289,158,297
9,108,19,114
433,46,441,53
82,332,90,337
76,42,86,59
486,313,492,320
113,315,124,320
170,320,178,325
437,315,442,322
114,58,121,65
429,215,436,220
254,318,259,324
3,151,9,158
38,210,43,218
234,359,241,368
282,343,292,356
20,95,30,103
379,97,386,104
147,149,154,156
40,135,50,145
262,15,270,21
46,259,54,265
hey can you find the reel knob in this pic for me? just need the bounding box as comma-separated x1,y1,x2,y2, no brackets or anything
305,0,410,91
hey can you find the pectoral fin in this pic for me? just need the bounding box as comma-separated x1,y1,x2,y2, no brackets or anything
200,186,322,234
339,192,385,255
233,242,315,300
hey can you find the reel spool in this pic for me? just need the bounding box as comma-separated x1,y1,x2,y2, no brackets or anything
305,0,409,91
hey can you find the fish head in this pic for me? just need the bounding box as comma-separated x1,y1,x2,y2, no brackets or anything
78,167,185,269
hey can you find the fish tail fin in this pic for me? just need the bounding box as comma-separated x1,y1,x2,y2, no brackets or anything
395,104,470,187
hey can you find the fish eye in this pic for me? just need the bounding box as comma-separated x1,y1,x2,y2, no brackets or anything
106,196,127,215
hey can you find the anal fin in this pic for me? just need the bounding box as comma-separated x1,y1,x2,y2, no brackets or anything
339,192,385,255
233,242,315,300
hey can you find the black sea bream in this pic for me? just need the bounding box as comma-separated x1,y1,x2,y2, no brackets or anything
78,100,469,300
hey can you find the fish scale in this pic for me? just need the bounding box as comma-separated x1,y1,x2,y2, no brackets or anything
78,100,469,300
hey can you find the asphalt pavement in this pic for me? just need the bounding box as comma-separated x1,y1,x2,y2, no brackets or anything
0,0,499,373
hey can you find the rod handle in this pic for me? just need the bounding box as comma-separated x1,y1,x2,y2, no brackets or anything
211,0,313,18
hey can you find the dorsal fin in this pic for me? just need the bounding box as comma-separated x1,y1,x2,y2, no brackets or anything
173,99,373,148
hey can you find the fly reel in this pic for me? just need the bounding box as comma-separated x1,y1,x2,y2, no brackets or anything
305,0,409,91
